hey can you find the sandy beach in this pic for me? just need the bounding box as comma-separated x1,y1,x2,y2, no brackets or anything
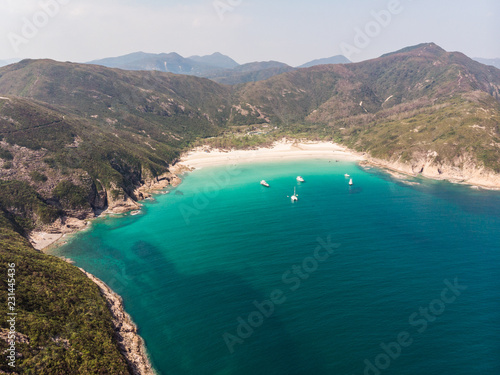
177,140,365,169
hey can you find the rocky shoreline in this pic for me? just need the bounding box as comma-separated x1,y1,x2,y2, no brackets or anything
26,142,500,375
30,167,188,251
363,156,500,190
80,269,157,375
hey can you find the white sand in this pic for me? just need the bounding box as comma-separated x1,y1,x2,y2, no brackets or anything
178,140,365,169
28,141,363,251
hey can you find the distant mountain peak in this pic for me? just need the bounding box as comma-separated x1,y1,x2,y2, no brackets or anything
188,52,239,69
380,42,446,58
298,55,351,68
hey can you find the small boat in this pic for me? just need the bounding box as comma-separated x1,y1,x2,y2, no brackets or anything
349,178,353,186
291,187,298,202
344,174,350,177
260,180,270,187
296,176,305,182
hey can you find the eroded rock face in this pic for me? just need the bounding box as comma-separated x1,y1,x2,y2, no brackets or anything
367,153,500,189
89,178,108,211
106,184,141,214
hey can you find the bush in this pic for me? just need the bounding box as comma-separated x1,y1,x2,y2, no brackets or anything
52,181,90,209
30,170,48,183
0,180,60,231
0,147,13,160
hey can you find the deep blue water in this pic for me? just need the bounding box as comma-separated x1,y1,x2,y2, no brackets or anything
52,160,500,375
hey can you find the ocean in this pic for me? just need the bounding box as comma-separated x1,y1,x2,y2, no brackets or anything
51,159,500,375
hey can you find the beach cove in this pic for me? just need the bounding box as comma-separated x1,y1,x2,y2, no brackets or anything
49,151,500,375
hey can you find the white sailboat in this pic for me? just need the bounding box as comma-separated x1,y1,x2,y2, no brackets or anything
260,180,270,187
349,178,353,186
291,187,298,202
296,176,305,182
344,174,350,178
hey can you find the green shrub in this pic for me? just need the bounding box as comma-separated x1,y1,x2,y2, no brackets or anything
0,180,60,231
0,147,13,160
52,181,89,209
30,170,48,183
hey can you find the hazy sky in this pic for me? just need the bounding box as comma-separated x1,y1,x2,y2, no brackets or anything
1,0,499,65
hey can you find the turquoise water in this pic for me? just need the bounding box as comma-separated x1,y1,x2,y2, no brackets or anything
53,160,500,375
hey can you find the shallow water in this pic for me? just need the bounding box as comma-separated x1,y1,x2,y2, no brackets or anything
53,160,500,375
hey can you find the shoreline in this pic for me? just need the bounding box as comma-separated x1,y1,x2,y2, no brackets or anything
176,139,500,190
80,268,157,375
175,139,365,169
363,157,500,191
30,140,365,251
31,138,500,252
26,138,500,375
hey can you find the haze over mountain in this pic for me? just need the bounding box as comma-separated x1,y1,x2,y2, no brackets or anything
88,52,293,84
204,61,296,85
87,52,351,85
298,55,351,68
187,52,239,69
0,59,20,68
87,51,227,76
473,58,500,70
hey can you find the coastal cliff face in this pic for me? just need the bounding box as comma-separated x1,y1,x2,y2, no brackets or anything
366,153,500,189
81,270,156,375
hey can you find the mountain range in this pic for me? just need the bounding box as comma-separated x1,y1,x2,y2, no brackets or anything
87,52,350,85
1,42,499,223
1,42,500,373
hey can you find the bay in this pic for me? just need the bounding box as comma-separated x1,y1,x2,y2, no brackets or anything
52,160,500,375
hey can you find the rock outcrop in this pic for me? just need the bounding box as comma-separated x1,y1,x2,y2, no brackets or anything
80,269,156,375
366,153,500,189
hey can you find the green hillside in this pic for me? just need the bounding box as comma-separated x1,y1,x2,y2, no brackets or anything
0,211,129,373
234,43,500,171
0,43,499,374
0,43,499,227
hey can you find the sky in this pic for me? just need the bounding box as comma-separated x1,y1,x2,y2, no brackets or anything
0,0,499,65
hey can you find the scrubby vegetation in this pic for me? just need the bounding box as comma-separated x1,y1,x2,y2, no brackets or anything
0,43,499,373
0,181,60,232
29,171,48,183
0,212,130,374
52,181,90,210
